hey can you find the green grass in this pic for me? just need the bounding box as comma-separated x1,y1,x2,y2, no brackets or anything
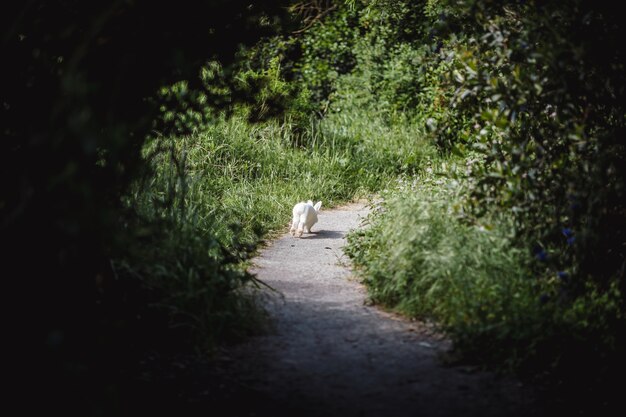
143,110,435,246
345,167,550,369
119,111,435,350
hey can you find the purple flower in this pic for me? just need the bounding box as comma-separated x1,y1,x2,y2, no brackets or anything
557,271,569,281
539,294,550,304
561,228,575,245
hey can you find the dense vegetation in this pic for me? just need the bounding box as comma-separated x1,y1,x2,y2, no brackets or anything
337,0,625,410
2,0,624,415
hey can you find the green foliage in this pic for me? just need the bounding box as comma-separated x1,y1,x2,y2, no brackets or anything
346,169,623,382
432,0,626,298
333,0,626,405
346,171,540,365
157,56,308,133
296,4,360,105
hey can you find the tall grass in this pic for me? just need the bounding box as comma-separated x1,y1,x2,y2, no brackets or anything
118,112,435,350
345,165,623,391
345,169,545,366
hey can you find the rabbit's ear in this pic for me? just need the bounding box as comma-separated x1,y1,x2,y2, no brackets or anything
314,201,322,212
307,200,314,206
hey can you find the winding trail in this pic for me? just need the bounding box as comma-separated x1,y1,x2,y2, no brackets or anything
207,201,544,417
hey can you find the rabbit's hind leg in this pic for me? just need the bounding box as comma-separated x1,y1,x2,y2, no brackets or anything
290,217,298,236
295,216,306,237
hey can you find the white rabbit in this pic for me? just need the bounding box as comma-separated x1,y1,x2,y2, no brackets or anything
290,200,322,238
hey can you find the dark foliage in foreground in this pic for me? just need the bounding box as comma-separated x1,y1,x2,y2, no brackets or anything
1,1,292,414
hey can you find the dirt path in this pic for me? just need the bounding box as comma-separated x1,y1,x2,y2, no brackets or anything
199,201,544,417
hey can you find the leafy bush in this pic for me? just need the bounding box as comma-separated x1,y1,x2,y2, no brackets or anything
338,1,625,405
412,2,626,310
346,168,623,392
296,3,360,105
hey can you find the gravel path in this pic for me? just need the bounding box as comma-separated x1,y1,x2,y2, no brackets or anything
204,201,545,417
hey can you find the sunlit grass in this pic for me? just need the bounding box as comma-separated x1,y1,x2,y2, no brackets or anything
121,111,435,349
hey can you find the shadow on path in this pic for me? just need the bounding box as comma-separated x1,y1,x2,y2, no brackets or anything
300,229,345,240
